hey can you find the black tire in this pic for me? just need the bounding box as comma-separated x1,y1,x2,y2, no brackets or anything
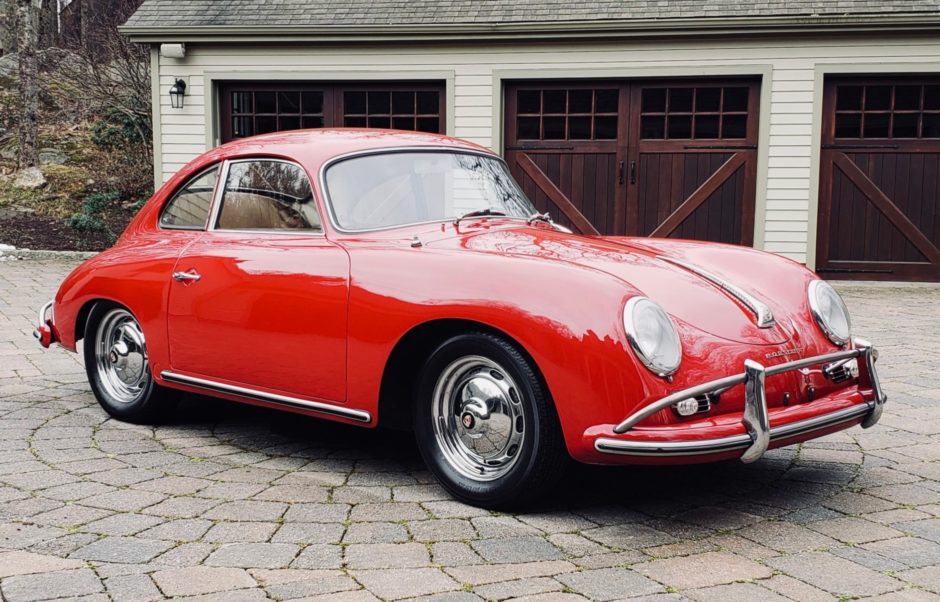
83,302,177,424
413,331,567,509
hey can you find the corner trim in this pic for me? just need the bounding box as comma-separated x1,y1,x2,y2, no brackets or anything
150,45,163,188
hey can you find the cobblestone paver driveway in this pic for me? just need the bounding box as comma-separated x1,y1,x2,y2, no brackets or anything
2,258,940,601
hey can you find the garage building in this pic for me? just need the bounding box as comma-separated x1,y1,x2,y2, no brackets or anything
122,0,940,281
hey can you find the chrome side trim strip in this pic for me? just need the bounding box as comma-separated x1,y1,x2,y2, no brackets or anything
160,371,372,423
657,255,776,328
595,402,873,457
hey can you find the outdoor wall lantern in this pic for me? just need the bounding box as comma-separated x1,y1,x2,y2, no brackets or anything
169,79,187,109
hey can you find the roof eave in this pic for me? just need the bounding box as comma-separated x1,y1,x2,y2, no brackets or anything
119,13,940,43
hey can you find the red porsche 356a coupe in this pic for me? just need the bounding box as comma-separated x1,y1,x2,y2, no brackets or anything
35,129,885,507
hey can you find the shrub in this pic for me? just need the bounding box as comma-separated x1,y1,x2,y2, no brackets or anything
65,191,119,238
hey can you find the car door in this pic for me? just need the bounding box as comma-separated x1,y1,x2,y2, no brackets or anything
165,158,349,403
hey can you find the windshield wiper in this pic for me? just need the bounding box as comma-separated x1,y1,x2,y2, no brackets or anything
453,208,507,225
526,212,553,226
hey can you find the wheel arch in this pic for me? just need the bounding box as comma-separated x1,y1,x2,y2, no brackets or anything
74,297,121,343
377,318,554,431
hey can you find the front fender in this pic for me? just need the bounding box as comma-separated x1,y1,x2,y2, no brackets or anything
344,246,652,459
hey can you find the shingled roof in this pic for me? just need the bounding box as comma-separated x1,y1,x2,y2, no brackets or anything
121,0,940,39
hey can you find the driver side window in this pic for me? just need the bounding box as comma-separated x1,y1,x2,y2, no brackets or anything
215,160,321,231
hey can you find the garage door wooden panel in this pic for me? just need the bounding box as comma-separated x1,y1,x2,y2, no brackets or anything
818,78,940,281
505,80,759,244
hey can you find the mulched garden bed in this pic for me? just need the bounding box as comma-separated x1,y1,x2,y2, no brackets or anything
0,211,134,252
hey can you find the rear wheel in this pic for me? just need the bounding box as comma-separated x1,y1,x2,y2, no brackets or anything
83,303,177,423
413,332,566,508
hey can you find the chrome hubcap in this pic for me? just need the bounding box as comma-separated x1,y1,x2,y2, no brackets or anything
431,355,525,481
95,309,149,404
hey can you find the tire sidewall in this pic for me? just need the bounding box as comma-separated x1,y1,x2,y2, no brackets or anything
414,333,548,506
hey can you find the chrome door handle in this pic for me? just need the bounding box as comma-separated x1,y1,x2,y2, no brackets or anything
172,270,201,282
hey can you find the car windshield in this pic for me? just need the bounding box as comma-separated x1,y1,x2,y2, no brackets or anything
324,151,537,231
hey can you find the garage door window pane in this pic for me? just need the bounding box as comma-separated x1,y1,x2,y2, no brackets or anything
302,92,323,114
863,113,890,138
695,88,721,112
161,166,219,230
894,86,921,110
926,86,940,110
233,116,253,138
865,86,891,111
256,116,277,134
642,88,666,113
518,116,540,139
417,117,440,133
345,91,367,114
417,91,439,114
595,116,618,140
569,89,593,113
278,92,300,113
595,89,619,113
924,114,940,138
392,91,414,114
518,90,541,114
368,91,391,114
233,92,252,113
543,90,566,113
216,161,320,231
543,116,566,139
256,92,277,113
893,113,918,138
279,116,300,131
723,87,749,112
668,115,692,139
569,116,591,139
835,113,861,138
722,115,747,139
641,115,665,139
669,88,694,112
695,115,720,139
303,116,324,129
836,86,863,111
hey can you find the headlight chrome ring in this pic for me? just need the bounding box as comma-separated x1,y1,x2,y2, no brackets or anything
624,296,683,378
808,280,852,346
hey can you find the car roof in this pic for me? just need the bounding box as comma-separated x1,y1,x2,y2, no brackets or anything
204,128,496,169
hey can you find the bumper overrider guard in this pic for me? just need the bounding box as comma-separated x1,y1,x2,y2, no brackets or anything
34,300,55,348
595,338,886,462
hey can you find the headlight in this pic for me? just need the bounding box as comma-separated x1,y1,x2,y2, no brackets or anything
808,280,851,345
624,297,682,377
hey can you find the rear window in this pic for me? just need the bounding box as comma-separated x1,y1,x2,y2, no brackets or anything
160,166,219,229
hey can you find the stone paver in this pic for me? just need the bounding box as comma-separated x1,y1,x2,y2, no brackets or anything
0,260,938,600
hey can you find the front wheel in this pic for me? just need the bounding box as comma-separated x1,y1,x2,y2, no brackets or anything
83,303,177,423
413,332,567,508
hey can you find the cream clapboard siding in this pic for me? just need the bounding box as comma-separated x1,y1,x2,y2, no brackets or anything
155,35,940,266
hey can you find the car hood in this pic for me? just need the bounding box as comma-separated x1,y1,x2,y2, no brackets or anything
427,225,795,346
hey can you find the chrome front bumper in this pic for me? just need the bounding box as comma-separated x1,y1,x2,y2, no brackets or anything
595,338,885,462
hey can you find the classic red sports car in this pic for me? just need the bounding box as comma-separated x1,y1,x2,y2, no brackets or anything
35,129,885,507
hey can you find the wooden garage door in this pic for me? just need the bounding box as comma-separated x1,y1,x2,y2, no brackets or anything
218,82,445,143
505,80,759,243
818,77,940,281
